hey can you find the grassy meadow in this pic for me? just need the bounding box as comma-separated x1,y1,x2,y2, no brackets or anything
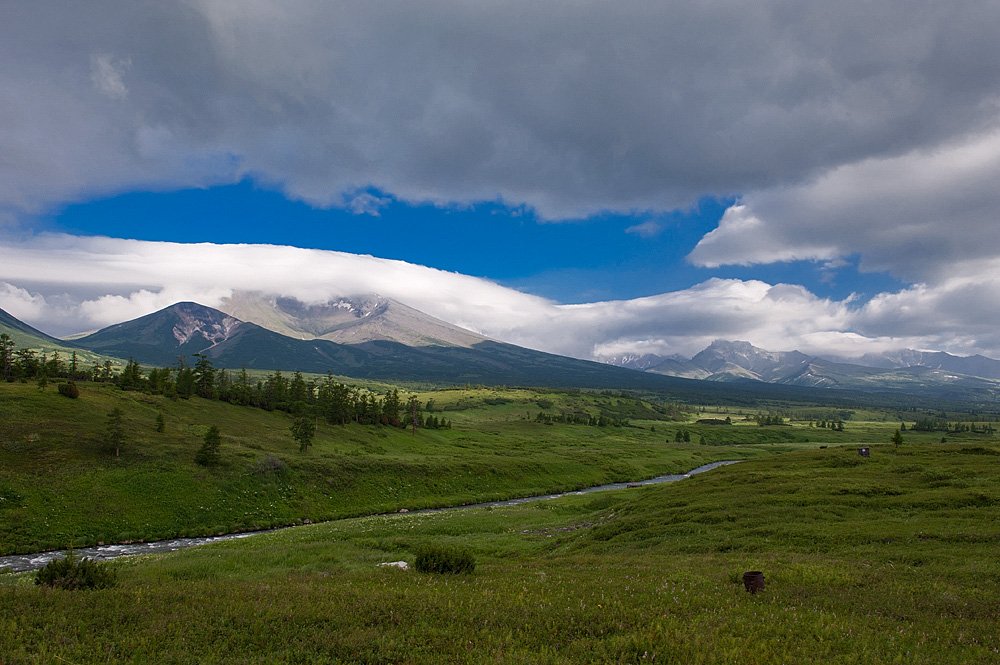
3,380,996,555
2,444,998,663
2,381,763,554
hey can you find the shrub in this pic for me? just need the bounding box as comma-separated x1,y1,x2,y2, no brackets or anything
414,544,476,575
34,552,117,590
57,382,80,399
252,454,288,476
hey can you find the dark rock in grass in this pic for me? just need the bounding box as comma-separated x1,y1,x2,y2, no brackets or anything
742,570,765,594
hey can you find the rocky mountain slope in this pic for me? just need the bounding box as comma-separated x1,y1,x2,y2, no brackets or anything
70,302,727,391
217,292,486,348
602,339,1000,399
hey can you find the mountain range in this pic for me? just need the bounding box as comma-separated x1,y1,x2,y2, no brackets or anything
5,296,1000,406
65,299,706,391
602,339,1000,392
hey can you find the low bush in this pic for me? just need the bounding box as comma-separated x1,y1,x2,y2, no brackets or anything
414,544,476,575
56,382,80,399
252,454,288,476
34,552,117,590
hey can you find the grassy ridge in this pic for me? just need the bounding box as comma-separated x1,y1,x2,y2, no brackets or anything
3,380,995,555
2,444,998,663
1,382,751,554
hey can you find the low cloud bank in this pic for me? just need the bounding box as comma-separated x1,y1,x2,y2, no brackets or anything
2,235,995,361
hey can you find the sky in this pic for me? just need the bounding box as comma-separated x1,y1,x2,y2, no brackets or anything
2,2,1000,361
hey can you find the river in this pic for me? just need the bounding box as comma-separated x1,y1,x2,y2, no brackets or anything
0,460,740,574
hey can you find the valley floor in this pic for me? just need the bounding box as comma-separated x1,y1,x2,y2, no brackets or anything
3,444,999,663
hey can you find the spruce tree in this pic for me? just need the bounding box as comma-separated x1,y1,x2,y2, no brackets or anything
105,408,126,458
195,425,222,466
0,333,15,381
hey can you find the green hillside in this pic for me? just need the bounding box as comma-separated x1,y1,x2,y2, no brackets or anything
0,307,123,370
0,381,741,554
5,378,996,556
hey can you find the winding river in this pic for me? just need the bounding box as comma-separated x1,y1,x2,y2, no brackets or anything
0,460,739,574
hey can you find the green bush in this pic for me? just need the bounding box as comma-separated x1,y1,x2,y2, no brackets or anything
57,382,80,399
414,544,476,575
34,552,117,590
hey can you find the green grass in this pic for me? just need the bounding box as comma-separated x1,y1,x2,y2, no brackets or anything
1,382,762,554
3,381,992,555
2,444,998,663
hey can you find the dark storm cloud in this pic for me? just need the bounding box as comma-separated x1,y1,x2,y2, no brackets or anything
3,1,999,219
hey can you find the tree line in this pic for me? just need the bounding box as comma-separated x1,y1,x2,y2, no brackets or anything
1,334,451,431
118,354,451,430
0,334,112,383
907,417,996,434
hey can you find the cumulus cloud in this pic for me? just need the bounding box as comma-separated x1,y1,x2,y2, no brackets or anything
77,286,235,329
0,282,49,322
3,2,1000,219
690,129,1000,282
5,234,997,361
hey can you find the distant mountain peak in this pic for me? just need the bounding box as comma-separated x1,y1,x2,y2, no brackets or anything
218,291,486,348
167,302,242,346
71,301,252,365
602,338,1000,398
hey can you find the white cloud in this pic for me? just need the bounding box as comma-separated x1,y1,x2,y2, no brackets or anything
77,287,234,328
0,282,49,322
690,129,1000,282
4,235,1000,360
0,234,555,341
624,220,663,238
344,191,392,217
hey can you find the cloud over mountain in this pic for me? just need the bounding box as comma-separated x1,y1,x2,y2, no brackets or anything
1,235,992,361
2,4,1000,363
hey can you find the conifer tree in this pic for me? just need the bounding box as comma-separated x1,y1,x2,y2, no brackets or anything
290,417,316,453
105,408,126,458
0,333,13,381
195,425,222,466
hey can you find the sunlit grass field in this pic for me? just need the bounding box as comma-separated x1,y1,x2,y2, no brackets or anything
2,380,995,556
2,444,998,663
1,382,754,554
